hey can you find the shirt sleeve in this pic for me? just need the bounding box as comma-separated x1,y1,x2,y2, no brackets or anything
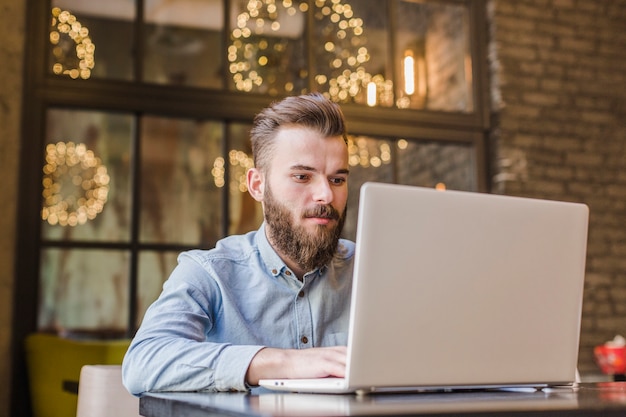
121,255,265,395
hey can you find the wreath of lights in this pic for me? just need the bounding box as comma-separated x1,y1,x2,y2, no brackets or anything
50,7,95,80
228,0,382,103
41,141,110,227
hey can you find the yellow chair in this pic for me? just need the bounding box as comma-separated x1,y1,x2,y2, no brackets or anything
25,333,131,417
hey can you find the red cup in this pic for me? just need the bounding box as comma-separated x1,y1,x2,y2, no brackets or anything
594,345,626,375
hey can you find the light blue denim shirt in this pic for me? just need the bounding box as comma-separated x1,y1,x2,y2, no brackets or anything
122,223,354,395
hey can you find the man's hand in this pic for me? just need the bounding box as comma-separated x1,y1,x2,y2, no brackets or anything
245,346,347,386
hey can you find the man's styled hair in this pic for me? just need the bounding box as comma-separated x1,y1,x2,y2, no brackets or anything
250,93,348,171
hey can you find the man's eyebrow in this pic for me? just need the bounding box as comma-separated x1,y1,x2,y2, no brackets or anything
289,164,316,172
289,165,350,175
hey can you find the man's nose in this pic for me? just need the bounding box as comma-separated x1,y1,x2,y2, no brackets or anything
313,179,334,204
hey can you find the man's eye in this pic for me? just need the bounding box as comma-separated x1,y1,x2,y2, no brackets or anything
293,174,309,181
330,177,346,185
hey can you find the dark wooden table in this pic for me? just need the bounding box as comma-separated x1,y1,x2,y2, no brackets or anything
139,382,626,417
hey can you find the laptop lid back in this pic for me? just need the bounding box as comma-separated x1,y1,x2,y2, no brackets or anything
346,183,588,390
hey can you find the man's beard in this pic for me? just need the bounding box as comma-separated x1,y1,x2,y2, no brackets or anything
264,185,346,273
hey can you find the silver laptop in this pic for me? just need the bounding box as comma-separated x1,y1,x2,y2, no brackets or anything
259,182,589,394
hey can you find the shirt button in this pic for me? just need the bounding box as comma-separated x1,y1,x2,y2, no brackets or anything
298,290,305,298
285,270,292,276
271,269,277,274
301,336,309,344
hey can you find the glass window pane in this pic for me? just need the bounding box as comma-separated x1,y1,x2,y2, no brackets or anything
38,248,130,334
396,140,477,191
394,0,473,112
144,0,224,88
51,0,135,80
42,109,133,242
227,123,263,235
227,0,308,95
341,135,477,241
137,250,180,327
140,116,223,246
343,135,395,241
312,0,391,106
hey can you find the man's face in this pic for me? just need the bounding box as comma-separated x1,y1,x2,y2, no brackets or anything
252,126,349,272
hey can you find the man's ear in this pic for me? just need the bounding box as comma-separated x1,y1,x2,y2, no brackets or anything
247,167,265,202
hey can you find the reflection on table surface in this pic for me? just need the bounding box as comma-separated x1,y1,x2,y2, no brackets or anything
141,383,626,417
252,389,579,415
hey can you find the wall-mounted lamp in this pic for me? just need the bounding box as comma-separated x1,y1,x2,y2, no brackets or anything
403,53,415,96
367,81,377,107
398,41,428,109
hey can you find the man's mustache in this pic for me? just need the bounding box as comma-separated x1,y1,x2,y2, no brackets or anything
303,205,340,220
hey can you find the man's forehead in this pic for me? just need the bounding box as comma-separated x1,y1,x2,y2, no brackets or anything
277,148,349,175
275,124,320,139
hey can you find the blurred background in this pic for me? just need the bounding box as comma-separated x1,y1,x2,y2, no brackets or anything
1,1,626,416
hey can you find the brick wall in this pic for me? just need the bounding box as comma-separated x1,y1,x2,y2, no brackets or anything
488,0,626,375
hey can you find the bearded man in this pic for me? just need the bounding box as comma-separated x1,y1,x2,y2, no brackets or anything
122,93,354,394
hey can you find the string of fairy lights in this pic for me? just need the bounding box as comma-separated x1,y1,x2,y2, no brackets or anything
228,0,389,104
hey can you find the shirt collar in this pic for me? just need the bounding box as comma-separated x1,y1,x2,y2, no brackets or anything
255,222,288,278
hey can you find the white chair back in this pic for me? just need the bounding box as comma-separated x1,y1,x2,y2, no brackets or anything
76,365,140,417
